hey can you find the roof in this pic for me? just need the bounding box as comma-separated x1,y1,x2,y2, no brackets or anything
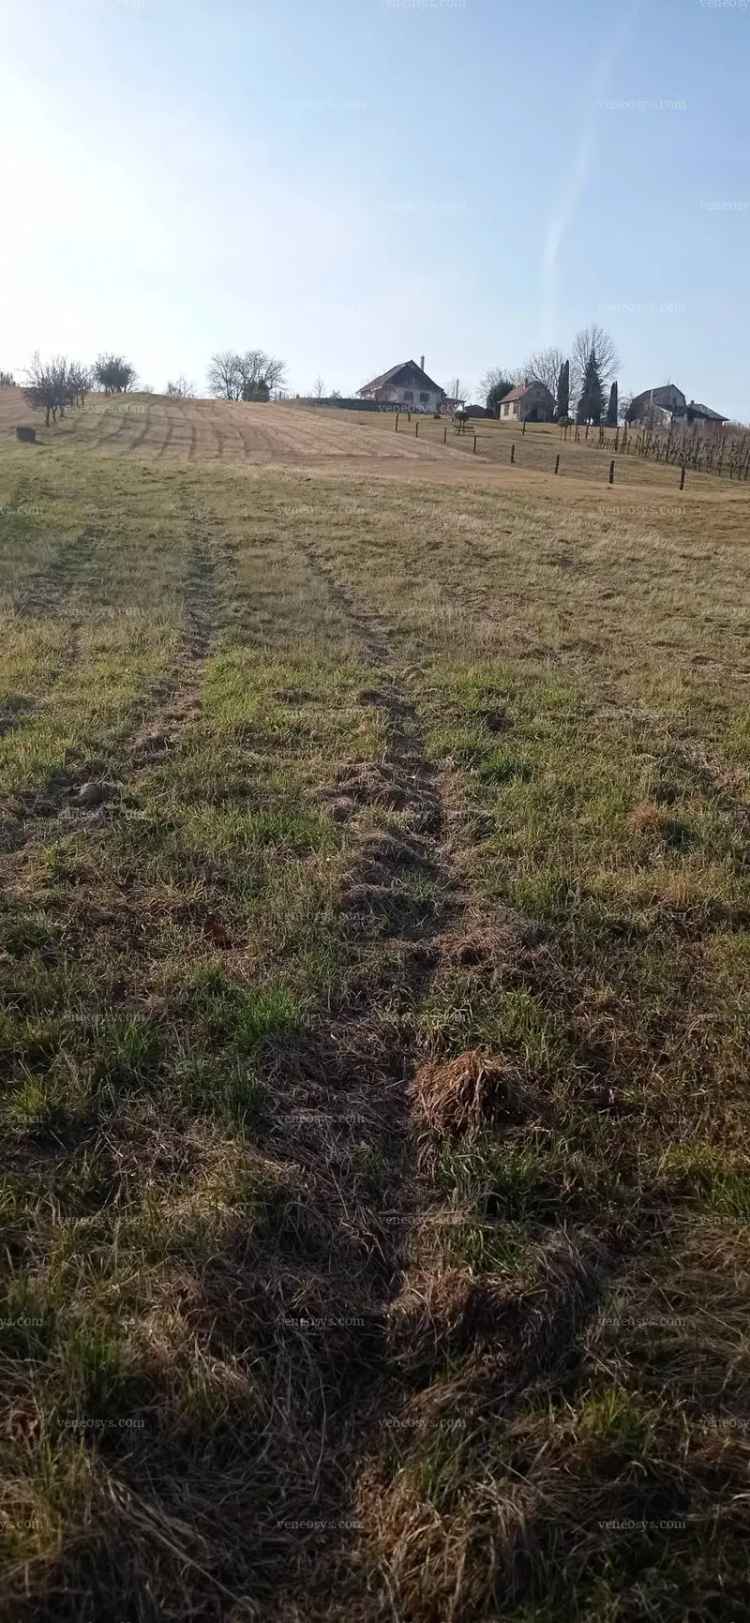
497,381,553,404
632,383,686,406
688,401,727,421
359,359,445,396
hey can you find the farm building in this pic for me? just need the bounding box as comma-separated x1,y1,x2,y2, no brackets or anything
358,358,445,413
628,384,727,427
628,385,686,424
685,400,728,425
495,380,555,422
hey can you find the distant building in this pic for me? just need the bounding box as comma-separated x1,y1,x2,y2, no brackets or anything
495,380,555,422
462,404,491,418
628,384,727,427
358,357,446,414
685,400,728,425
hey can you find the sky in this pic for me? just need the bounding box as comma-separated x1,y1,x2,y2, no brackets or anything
2,0,750,417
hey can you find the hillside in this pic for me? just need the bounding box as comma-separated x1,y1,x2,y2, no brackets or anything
0,399,748,1621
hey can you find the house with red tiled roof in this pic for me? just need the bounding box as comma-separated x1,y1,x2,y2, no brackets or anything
496,379,555,423
358,357,445,414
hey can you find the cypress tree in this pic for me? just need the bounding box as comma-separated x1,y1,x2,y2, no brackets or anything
579,353,603,425
606,380,618,428
555,359,570,421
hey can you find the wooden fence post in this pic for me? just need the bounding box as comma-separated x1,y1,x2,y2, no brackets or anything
680,464,686,490
510,443,515,464
415,420,419,438
443,425,447,445
395,414,399,432
554,454,560,475
473,433,477,453
522,419,526,435
608,459,615,485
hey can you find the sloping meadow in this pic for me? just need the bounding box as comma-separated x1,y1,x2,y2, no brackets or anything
0,440,748,1620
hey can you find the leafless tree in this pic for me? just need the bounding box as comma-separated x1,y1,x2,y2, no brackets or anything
166,376,195,398
0,369,14,388
23,356,92,425
24,355,66,425
237,350,286,400
66,363,91,408
207,351,242,400
312,376,325,400
571,325,619,404
523,347,567,397
208,349,285,401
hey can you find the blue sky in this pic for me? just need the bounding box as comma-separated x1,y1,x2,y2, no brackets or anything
2,0,749,415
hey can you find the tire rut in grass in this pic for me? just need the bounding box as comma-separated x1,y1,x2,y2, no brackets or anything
154,417,174,461
240,535,476,1605
128,402,152,455
3,533,225,849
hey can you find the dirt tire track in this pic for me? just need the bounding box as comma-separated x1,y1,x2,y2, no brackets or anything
155,418,174,461
242,531,475,1608
128,402,153,455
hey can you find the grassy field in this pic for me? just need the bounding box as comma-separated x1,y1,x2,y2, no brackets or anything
1,394,749,1621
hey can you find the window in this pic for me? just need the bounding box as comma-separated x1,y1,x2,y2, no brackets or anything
502,403,510,416
419,391,429,403
403,389,413,402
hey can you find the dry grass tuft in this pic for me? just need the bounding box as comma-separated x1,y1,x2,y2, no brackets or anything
411,1048,530,1138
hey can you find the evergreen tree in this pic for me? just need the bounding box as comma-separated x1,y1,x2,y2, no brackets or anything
578,353,603,424
606,381,618,427
555,359,570,420
485,374,514,415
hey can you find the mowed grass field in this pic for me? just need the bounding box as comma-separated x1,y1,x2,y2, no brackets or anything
1,393,749,1621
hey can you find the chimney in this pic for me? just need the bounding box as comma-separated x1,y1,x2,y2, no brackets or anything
420,354,425,371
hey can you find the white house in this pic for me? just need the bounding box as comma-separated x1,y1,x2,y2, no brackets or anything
358,358,446,414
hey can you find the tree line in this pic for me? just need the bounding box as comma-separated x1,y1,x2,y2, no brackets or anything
480,325,623,425
14,353,137,427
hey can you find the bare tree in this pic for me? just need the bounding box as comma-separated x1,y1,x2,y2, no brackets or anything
207,351,242,400
67,363,91,408
571,326,618,405
523,347,567,397
24,355,66,425
312,376,325,400
208,349,285,401
237,350,286,400
166,376,194,398
23,356,92,425
0,369,14,388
